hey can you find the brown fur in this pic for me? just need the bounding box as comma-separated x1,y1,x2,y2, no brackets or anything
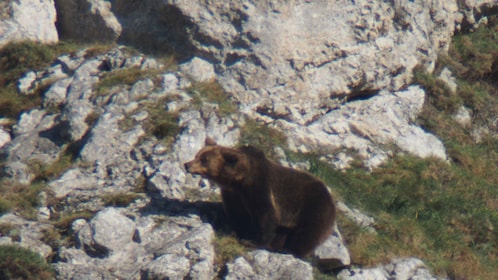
184,138,336,257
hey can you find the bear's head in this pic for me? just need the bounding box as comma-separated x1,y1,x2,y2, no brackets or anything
184,138,249,187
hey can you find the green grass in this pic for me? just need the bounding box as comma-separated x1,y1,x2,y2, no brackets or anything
449,17,498,80
213,233,252,278
302,151,497,279
0,245,54,280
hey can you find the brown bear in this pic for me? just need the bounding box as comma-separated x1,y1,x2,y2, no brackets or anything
184,138,336,258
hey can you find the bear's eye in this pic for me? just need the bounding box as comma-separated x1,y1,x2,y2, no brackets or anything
200,156,208,164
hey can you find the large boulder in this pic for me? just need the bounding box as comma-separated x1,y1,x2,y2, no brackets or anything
0,0,58,47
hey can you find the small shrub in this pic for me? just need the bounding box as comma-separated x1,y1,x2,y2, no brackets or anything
214,234,248,266
142,100,180,144
188,81,238,116
0,245,54,280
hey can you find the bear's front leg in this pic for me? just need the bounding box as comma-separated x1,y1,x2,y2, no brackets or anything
258,211,281,250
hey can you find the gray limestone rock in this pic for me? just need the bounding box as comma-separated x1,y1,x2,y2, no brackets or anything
0,213,53,259
137,215,216,280
438,67,458,94
2,110,62,184
338,258,443,280
225,250,313,280
142,253,191,279
62,99,94,141
275,86,447,169
314,225,351,270
452,106,472,128
79,106,145,174
49,168,100,198
43,78,73,108
179,57,216,83
0,0,58,47
89,207,136,253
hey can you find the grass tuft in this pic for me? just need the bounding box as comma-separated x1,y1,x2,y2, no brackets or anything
101,192,142,207
142,100,180,144
0,245,54,280
0,181,47,219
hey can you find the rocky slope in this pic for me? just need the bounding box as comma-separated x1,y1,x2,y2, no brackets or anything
1,0,497,279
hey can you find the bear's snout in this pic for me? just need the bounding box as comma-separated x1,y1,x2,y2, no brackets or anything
184,162,191,172
184,160,203,175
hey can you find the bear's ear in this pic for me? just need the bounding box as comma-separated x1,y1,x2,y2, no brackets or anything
205,137,217,146
221,149,240,165
221,149,248,181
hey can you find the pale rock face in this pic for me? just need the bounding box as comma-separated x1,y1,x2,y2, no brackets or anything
0,0,59,47
274,86,447,168
170,0,461,124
